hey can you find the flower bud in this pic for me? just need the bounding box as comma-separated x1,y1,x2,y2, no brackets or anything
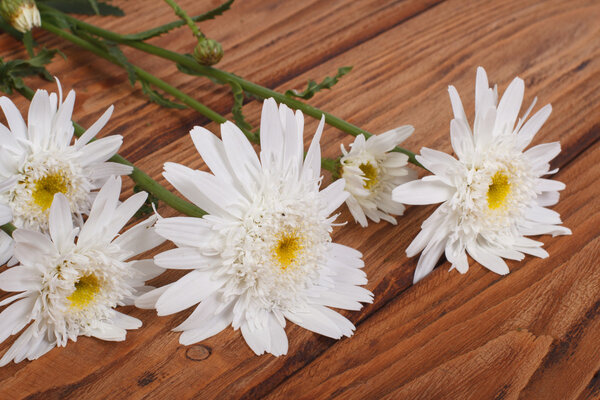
193,38,223,66
0,0,40,33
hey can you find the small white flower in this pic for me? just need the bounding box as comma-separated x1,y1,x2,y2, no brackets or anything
0,82,132,265
393,67,571,283
138,98,373,356
0,176,165,366
340,127,416,227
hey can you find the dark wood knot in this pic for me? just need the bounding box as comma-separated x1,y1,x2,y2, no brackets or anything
185,345,212,361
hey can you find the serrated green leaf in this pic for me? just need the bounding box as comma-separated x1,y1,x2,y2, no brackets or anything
39,0,124,16
285,66,353,100
140,81,186,109
0,48,58,94
122,0,234,41
229,80,253,132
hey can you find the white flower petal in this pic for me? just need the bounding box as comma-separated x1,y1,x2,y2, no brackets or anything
154,247,214,270
0,296,35,344
113,216,165,258
467,242,509,275
0,97,27,140
74,105,114,150
156,270,224,316
494,76,524,135
178,301,234,346
111,311,142,330
392,177,455,205
302,115,325,182
516,104,552,151
48,193,74,253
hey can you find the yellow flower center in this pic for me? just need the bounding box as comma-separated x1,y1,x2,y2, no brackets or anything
359,162,379,190
32,172,69,211
487,171,511,209
272,232,303,270
68,274,101,309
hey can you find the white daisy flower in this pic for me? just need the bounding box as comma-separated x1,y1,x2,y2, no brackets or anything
0,82,132,265
0,176,165,366
137,98,373,356
392,67,571,283
340,127,416,227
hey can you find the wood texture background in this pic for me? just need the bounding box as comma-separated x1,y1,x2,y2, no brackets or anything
0,0,599,398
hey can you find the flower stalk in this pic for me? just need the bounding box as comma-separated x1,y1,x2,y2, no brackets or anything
37,4,423,168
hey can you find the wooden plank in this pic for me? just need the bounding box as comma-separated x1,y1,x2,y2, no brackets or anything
266,142,600,399
0,0,598,398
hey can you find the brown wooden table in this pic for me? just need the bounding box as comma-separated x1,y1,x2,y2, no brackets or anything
0,0,599,398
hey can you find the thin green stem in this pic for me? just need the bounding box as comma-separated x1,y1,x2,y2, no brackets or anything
14,59,206,218
163,0,204,39
50,10,423,168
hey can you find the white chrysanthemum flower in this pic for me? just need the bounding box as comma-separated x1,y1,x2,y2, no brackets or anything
0,82,132,265
340,127,416,227
137,98,373,356
392,67,571,283
0,176,165,366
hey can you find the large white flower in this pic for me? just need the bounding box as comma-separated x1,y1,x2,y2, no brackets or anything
340,127,416,227
137,98,373,356
0,176,165,366
0,82,132,265
393,67,571,283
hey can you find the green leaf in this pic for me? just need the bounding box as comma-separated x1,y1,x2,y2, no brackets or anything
285,66,353,100
122,0,234,41
133,185,159,218
228,80,253,132
140,81,186,109
88,0,100,15
0,48,59,94
23,31,35,57
38,0,124,16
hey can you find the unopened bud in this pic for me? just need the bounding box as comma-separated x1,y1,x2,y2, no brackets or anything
193,38,223,66
0,0,40,33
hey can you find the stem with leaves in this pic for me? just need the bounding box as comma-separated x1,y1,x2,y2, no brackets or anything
37,4,423,169
163,0,204,39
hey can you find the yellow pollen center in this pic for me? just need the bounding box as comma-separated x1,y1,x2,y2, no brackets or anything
359,162,379,190
67,274,101,309
32,173,69,211
487,171,511,210
273,232,303,270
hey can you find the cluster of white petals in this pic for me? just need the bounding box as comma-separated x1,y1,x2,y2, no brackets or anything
0,177,164,366
0,83,132,265
138,99,373,356
393,67,571,283
341,127,415,227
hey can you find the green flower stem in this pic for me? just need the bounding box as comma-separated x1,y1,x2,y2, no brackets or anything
40,8,424,169
163,0,204,39
15,66,206,219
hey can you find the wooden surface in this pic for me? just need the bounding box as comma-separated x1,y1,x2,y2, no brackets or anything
0,0,599,398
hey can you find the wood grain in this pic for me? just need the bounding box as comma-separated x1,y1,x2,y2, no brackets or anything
0,0,599,398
